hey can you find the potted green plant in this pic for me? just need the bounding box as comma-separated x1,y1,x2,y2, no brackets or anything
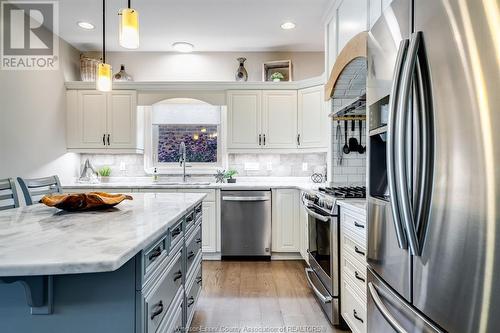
270,72,285,82
224,169,238,183
98,166,112,182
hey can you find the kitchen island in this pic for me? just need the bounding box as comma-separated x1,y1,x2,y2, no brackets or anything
0,193,205,333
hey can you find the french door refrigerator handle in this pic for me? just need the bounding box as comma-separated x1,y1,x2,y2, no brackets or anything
396,32,422,256
387,39,409,249
368,282,408,333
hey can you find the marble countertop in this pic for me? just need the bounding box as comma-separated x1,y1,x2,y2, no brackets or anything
0,193,205,277
336,199,367,216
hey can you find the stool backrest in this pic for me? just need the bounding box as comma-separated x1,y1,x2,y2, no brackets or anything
17,175,62,206
0,178,20,211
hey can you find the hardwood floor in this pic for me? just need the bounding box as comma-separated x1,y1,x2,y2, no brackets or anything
191,260,346,332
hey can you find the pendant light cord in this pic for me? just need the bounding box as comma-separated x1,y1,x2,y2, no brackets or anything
102,0,106,63
128,0,131,8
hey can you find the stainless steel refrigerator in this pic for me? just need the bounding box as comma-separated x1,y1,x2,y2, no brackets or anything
366,0,500,331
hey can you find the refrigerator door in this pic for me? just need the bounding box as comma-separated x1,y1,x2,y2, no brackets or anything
412,1,500,332
367,268,442,333
367,0,411,301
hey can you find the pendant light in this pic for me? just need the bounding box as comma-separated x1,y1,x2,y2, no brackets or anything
97,0,112,92
119,0,139,49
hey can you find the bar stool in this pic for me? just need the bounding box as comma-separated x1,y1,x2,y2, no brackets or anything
0,178,20,210
17,175,62,205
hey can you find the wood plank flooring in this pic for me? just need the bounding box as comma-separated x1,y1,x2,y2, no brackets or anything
190,260,345,332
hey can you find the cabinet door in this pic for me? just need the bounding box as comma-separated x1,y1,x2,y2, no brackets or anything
201,201,217,253
74,91,107,148
369,0,382,28
227,90,262,149
337,0,368,52
272,189,300,252
106,91,137,149
297,86,327,148
262,91,298,148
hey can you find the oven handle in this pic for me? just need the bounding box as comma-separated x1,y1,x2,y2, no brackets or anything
305,268,332,304
303,205,330,222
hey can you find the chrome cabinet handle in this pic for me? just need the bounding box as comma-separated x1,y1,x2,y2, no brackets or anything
150,300,164,320
173,270,182,282
353,309,364,323
368,283,408,333
396,32,422,256
354,246,365,256
354,221,364,229
107,134,110,146
102,134,106,146
387,39,409,250
354,271,365,282
305,268,332,303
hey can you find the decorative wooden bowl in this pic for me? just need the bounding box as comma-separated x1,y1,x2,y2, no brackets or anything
40,192,133,211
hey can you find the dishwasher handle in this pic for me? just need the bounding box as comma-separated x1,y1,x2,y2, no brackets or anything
222,196,270,202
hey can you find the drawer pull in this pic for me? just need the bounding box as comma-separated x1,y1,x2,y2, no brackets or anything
196,276,202,285
187,251,196,260
150,301,164,320
354,246,365,256
195,238,202,244
171,228,181,238
354,271,366,282
353,309,364,323
186,215,194,223
354,221,365,229
148,248,162,262
187,296,195,307
173,271,182,282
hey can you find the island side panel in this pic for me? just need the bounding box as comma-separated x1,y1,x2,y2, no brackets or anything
0,258,137,333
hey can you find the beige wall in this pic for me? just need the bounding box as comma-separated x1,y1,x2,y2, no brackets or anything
0,39,81,183
95,51,324,82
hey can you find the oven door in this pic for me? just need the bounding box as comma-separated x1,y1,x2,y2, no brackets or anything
304,204,334,295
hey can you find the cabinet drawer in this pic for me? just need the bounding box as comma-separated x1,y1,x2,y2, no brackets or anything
143,235,168,278
342,252,367,297
184,210,196,234
157,288,184,333
145,251,183,333
185,263,203,329
342,276,367,333
195,203,203,223
342,231,366,264
342,211,366,243
186,226,202,276
168,220,183,252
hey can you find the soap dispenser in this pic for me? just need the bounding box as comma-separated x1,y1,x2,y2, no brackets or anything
153,168,159,182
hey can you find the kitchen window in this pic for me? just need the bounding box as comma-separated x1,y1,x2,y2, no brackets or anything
145,99,226,174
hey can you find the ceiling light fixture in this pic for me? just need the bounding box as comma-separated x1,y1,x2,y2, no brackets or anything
77,21,95,30
119,0,139,49
172,42,194,53
281,22,296,30
97,0,112,92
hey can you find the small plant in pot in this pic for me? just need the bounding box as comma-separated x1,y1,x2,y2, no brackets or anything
224,169,238,183
270,72,285,82
99,166,112,182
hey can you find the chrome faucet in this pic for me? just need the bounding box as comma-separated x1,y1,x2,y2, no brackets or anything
179,142,189,182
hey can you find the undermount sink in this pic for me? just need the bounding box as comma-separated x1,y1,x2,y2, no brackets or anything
154,181,211,186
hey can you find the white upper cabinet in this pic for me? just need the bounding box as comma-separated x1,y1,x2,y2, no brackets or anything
227,90,262,149
262,91,298,149
298,86,327,148
67,90,142,153
369,0,382,28
337,0,368,52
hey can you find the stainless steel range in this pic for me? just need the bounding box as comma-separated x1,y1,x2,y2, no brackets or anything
301,186,366,326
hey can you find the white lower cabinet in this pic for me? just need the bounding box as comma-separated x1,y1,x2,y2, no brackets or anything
340,207,367,333
272,189,300,253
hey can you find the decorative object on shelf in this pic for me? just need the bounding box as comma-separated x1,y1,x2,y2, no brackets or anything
98,166,111,182
80,55,100,81
97,0,112,92
224,169,238,183
270,72,285,82
263,60,292,82
113,64,133,81
118,0,139,49
79,158,99,182
214,169,225,183
235,57,248,82
40,192,133,212
311,173,324,183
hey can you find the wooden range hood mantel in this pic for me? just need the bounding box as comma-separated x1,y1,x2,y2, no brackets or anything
324,32,368,101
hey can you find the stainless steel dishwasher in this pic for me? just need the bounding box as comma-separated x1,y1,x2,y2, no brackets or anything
221,190,271,259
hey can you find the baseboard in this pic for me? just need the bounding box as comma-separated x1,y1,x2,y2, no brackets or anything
271,252,303,260
202,252,221,261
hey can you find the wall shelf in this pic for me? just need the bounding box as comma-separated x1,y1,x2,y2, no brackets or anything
329,94,366,118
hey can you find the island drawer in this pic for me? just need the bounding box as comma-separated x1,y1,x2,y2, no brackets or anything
143,235,167,277
168,219,183,252
195,203,203,222
185,263,203,330
143,251,183,333
184,210,196,233
156,286,184,333
186,225,202,275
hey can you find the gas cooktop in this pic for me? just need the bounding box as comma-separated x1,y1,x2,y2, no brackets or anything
318,186,366,199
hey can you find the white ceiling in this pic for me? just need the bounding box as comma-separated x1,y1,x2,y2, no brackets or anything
57,0,329,52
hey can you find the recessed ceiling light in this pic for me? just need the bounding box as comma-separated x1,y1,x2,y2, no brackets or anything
77,21,95,30
172,42,194,53
281,21,296,30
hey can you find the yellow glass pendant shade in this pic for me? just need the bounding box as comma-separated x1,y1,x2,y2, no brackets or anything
96,63,112,92
119,8,139,49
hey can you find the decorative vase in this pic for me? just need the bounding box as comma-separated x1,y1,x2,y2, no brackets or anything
235,57,248,82
113,64,133,82
80,55,100,81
